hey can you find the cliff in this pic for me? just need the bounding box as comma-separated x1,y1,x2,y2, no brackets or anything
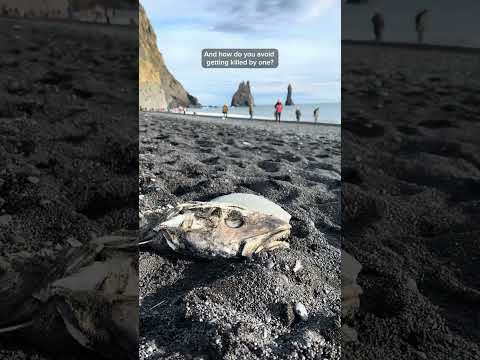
139,4,198,110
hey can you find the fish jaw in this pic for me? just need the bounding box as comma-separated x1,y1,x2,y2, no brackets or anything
240,225,291,257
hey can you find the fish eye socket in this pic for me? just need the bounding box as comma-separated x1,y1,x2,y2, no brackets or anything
225,210,244,228
210,207,222,218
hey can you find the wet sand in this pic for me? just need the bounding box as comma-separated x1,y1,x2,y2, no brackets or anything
139,112,341,359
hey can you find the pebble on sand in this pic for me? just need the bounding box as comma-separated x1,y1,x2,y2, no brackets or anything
294,302,308,321
27,176,40,184
0,214,13,226
293,259,304,273
66,237,83,248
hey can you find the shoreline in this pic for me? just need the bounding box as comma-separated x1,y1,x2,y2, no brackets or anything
342,39,480,53
0,14,137,30
143,111,341,127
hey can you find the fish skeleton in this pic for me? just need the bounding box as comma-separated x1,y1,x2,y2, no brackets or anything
154,202,291,258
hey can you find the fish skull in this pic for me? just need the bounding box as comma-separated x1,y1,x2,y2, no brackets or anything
155,202,291,258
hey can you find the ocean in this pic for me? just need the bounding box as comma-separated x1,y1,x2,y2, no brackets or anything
187,103,341,124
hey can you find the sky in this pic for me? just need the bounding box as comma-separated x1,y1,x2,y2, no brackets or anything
141,0,341,106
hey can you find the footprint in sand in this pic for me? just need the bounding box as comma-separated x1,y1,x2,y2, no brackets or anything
418,119,456,129
196,140,215,148
155,134,169,140
201,156,220,165
397,125,421,135
228,152,243,159
315,152,330,159
277,152,302,163
309,163,339,173
257,160,281,173
232,160,247,168
344,121,385,138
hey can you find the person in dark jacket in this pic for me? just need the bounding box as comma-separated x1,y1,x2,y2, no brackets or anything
295,107,302,122
371,10,385,42
313,107,319,122
415,9,428,44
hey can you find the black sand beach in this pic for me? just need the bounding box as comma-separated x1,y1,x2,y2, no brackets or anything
342,42,480,359
0,16,138,359
139,113,341,359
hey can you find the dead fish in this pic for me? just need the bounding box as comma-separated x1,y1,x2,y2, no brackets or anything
0,233,138,360
155,201,291,258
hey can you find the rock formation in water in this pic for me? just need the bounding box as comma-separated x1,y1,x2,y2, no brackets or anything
231,81,254,107
285,84,294,106
139,4,198,110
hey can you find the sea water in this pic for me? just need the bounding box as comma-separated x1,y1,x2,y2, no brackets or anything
187,103,341,124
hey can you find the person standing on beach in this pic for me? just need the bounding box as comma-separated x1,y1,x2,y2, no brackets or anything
415,9,428,44
222,103,229,120
371,10,385,42
314,107,319,122
274,99,283,122
248,102,254,120
295,107,302,122
67,3,73,20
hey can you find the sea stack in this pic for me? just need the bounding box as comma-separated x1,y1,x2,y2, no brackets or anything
285,84,294,106
231,81,254,107
139,4,199,110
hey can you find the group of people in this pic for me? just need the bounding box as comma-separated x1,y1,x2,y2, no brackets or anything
221,103,255,120
222,100,320,123
372,9,429,44
274,100,321,123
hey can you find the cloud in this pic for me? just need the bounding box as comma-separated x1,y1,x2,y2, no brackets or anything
211,0,337,33
211,23,253,33
154,26,340,104
142,0,337,33
214,0,334,18
140,0,340,105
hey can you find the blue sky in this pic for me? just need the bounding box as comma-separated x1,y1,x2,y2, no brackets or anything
142,0,340,106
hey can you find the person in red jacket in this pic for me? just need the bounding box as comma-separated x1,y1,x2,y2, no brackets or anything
274,99,283,122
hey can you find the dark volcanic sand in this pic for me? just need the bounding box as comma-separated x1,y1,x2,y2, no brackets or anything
139,113,341,359
0,17,138,359
342,42,480,359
